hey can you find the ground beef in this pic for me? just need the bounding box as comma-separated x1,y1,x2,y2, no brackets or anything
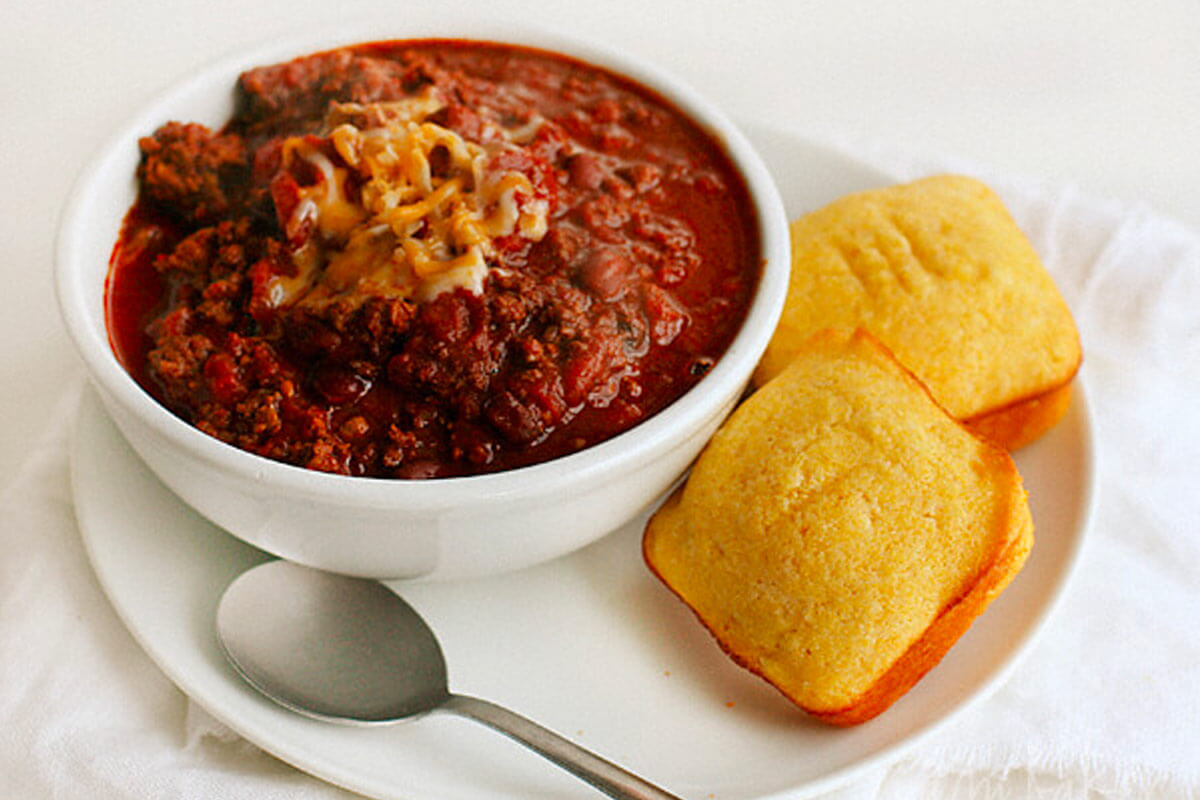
137,122,247,225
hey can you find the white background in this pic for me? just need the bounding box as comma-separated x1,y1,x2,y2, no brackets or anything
4,0,1198,794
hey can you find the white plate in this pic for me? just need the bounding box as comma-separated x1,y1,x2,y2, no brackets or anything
72,129,1096,800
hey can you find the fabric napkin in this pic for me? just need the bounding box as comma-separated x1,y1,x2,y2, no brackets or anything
2,143,1198,798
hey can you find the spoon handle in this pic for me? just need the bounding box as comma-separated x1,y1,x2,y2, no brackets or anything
441,693,686,800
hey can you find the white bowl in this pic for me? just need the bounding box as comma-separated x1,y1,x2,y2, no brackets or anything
56,23,790,580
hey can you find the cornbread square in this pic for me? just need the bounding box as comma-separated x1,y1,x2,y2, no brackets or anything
754,175,1081,449
645,329,1033,725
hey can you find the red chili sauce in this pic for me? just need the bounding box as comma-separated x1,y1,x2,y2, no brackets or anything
106,41,760,478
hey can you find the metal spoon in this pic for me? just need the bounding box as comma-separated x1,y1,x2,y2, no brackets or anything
217,559,684,800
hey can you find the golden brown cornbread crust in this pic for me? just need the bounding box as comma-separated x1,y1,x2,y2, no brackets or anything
644,329,1034,725
964,380,1074,452
812,503,1032,725
754,174,1081,449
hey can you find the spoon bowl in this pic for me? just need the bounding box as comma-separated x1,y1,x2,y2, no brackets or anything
217,560,684,799
218,560,449,723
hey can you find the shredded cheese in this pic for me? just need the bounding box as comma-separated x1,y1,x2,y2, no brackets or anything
270,90,548,307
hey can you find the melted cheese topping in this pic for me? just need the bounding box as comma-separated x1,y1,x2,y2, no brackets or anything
272,92,548,306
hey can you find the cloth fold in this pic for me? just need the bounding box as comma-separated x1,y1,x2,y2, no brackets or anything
3,148,1198,798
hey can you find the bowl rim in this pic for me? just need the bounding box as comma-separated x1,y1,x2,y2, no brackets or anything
55,20,790,510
